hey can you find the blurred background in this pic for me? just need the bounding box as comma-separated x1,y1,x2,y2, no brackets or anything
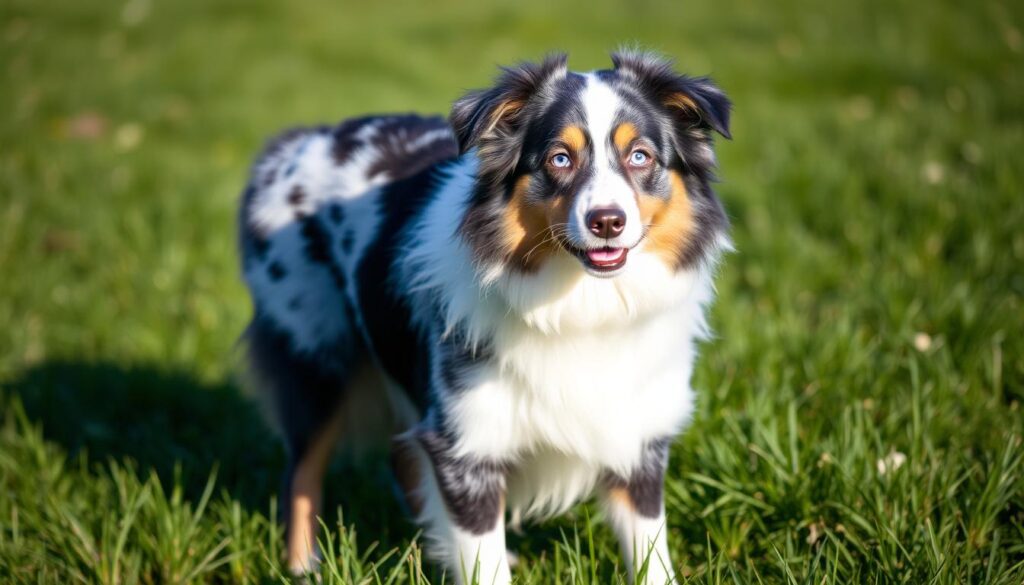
1,0,1022,582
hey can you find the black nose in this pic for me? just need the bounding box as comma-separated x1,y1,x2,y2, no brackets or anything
586,207,626,239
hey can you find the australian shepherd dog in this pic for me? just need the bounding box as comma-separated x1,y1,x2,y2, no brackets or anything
238,50,732,584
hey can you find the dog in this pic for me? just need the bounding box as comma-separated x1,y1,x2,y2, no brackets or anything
238,50,731,584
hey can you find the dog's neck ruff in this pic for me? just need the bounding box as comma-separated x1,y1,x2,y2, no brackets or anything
398,154,724,347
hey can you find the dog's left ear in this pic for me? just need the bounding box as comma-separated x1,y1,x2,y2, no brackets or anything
612,50,732,142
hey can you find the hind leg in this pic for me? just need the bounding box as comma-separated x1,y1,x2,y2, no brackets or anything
239,125,381,573
246,317,355,574
283,405,345,573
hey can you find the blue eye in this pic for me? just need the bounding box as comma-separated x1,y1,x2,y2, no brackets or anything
550,153,572,168
629,150,651,166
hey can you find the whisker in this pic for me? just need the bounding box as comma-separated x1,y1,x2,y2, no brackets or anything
520,224,564,264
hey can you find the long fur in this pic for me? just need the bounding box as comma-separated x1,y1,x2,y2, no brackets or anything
238,51,732,584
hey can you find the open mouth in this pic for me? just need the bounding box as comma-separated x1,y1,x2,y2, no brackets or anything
576,246,629,272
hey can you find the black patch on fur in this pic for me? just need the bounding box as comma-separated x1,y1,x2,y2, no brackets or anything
417,426,506,535
339,229,355,254
267,260,286,281
356,165,451,413
366,116,458,179
605,437,671,518
287,295,302,311
299,216,334,267
308,219,351,295
458,180,515,266
328,203,345,225
332,114,458,180
287,185,306,206
331,116,380,166
251,236,270,260
676,174,729,269
437,326,494,393
296,217,362,353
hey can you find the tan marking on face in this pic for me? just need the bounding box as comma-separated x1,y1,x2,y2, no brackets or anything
559,125,587,155
638,170,694,267
501,176,532,253
502,175,572,272
613,122,639,152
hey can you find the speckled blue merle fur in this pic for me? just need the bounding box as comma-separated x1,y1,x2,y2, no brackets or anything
239,50,732,584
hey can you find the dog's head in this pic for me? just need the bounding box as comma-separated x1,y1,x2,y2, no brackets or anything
452,51,731,281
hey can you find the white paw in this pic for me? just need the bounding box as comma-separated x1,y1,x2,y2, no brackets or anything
636,565,676,585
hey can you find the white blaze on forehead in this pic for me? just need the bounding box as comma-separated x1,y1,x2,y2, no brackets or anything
580,73,621,148
572,74,644,248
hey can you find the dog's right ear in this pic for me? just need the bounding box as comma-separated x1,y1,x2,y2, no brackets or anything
450,54,568,177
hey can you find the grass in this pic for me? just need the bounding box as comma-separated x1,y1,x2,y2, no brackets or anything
1,0,1022,582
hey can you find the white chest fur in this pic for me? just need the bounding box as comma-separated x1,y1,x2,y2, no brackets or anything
439,299,705,520
444,302,700,467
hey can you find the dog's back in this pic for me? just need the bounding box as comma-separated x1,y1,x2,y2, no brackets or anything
238,115,456,571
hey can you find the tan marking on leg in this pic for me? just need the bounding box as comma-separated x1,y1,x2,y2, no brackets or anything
607,486,637,512
391,435,426,517
502,176,571,272
287,410,344,574
638,170,694,267
613,122,638,152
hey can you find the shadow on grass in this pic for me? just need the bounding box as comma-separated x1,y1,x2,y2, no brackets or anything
3,361,698,581
3,360,414,557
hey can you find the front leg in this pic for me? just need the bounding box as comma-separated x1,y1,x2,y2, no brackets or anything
411,426,511,585
601,438,676,584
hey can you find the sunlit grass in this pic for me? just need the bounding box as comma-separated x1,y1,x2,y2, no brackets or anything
0,0,1021,582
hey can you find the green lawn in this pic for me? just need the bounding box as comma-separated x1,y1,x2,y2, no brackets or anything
1,0,1022,582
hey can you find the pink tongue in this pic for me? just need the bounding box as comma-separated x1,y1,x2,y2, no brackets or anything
587,248,625,263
